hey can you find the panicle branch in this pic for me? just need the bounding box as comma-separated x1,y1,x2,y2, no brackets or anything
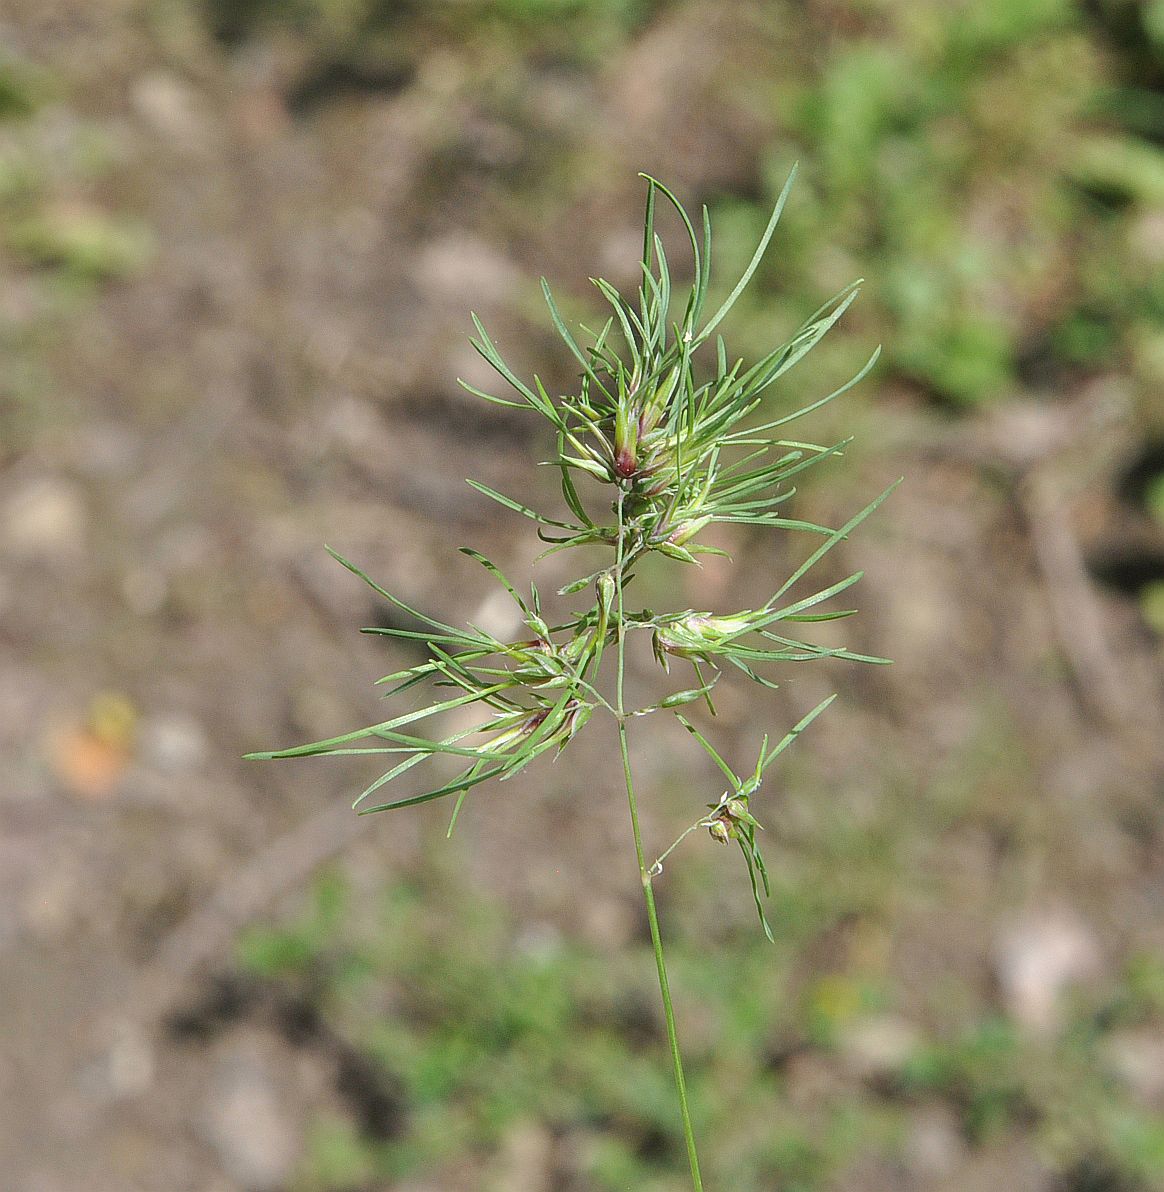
251,169,895,931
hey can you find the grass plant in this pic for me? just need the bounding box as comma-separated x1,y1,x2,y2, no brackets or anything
249,170,895,1188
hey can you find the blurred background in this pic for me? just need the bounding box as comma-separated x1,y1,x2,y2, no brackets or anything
2,0,1164,1189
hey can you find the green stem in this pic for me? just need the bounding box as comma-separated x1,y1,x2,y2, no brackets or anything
615,488,705,1192
650,818,710,877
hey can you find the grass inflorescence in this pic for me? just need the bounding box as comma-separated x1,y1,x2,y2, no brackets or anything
250,169,896,1188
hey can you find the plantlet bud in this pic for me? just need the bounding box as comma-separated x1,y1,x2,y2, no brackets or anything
640,471,673,498
639,363,681,434
561,699,591,744
509,637,550,661
669,515,712,547
707,818,731,844
485,708,545,752
726,798,748,820
655,541,699,565
563,631,590,662
597,571,615,610
700,615,752,638
655,613,754,660
613,400,640,478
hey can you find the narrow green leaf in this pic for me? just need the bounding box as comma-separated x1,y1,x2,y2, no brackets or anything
767,480,901,608
640,174,656,304
633,681,719,716
460,548,537,623
325,546,466,638
638,173,702,331
760,694,838,775
247,680,515,760
655,541,699,564
742,842,775,942
674,713,738,784
555,433,595,526
593,276,643,369
456,378,528,409
466,480,579,530
765,571,865,622
558,568,607,596
541,278,614,401
727,347,881,440
737,283,862,398
700,163,797,340
358,760,508,814
561,454,610,481
654,234,672,348
469,314,540,407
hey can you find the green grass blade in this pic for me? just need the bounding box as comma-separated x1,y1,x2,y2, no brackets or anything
741,841,775,942
767,480,901,608
358,760,508,814
325,546,466,638
765,571,865,621
245,680,516,760
736,283,862,398
674,713,738,784
760,694,838,775
541,278,615,401
700,163,797,340
466,480,580,531
456,378,528,409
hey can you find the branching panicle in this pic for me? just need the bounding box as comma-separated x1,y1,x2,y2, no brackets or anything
249,171,895,1191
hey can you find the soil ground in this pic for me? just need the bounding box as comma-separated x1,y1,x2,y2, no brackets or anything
2,3,1164,1190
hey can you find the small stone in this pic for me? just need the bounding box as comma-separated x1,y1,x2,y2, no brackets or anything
488,1120,554,1192
904,1104,966,1179
200,1040,299,1191
994,907,1102,1034
839,1014,921,1081
412,235,520,306
1103,1030,1164,1107
131,72,210,150
141,711,208,773
83,1021,155,1099
2,477,86,560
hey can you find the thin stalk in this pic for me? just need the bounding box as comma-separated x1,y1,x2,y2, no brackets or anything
615,488,705,1192
651,817,717,878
